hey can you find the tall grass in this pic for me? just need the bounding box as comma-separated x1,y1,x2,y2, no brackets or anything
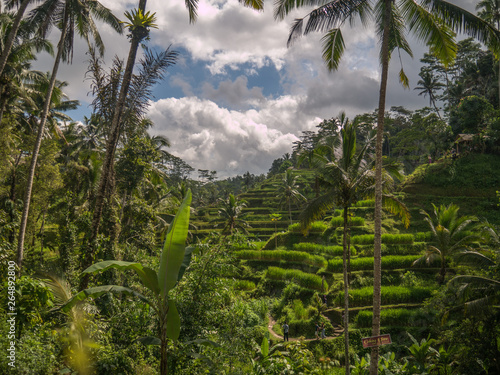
327,255,422,272
335,286,433,307
330,216,365,228
235,250,326,268
350,233,414,245
292,243,356,257
355,308,431,328
265,267,327,291
289,221,329,233
233,280,256,291
353,199,375,207
414,232,433,242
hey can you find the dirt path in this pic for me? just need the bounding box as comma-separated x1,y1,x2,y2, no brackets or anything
268,316,344,342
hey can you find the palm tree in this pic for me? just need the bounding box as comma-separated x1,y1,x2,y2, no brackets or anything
275,168,306,225
0,0,35,79
84,16,178,288
300,114,409,373
477,0,500,108
86,0,264,287
413,203,479,284
0,14,53,126
16,0,122,272
414,70,445,118
273,0,500,371
216,193,251,235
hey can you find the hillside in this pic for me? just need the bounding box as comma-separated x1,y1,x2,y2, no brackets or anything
185,153,500,372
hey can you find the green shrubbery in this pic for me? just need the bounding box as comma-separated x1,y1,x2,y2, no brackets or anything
265,267,327,291
335,286,433,307
234,250,327,268
354,308,432,328
327,255,422,272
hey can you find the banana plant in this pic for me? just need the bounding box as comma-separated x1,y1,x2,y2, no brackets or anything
62,190,194,375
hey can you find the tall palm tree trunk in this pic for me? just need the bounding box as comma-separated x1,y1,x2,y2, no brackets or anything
342,207,350,375
370,1,391,373
81,0,147,289
0,0,31,77
497,20,500,109
16,16,69,272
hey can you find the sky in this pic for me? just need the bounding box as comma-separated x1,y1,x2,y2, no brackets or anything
31,0,478,179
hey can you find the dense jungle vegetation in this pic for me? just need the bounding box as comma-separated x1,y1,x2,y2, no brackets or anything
1,0,500,374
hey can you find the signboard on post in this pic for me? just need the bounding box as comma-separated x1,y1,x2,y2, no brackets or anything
361,334,392,348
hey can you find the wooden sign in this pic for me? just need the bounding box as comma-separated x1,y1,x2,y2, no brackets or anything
362,334,392,348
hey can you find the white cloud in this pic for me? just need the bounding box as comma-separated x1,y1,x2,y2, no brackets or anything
147,95,319,177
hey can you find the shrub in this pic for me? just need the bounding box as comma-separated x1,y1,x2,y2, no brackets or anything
265,267,327,291
234,250,326,268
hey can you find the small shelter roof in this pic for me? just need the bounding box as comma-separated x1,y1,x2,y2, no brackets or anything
455,134,474,143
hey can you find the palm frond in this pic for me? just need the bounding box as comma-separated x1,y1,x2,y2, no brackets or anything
185,0,199,24
399,67,410,88
321,28,345,71
239,0,264,11
382,193,410,228
299,190,335,232
425,0,500,57
274,0,328,21
401,0,456,66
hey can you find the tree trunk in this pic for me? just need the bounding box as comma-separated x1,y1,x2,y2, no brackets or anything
16,16,69,272
370,0,391,373
81,0,147,289
0,0,32,77
342,207,350,375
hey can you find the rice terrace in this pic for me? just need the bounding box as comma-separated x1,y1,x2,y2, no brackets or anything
1,0,500,374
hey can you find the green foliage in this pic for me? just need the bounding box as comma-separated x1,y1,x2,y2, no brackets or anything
327,255,424,272
0,319,58,375
293,242,351,257
335,286,433,307
235,250,327,268
265,267,327,291
354,308,432,328
354,199,375,207
350,233,414,245
449,95,495,135
330,216,365,228
233,279,256,291
289,221,328,233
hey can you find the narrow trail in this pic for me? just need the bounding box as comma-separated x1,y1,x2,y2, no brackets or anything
268,316,344,342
